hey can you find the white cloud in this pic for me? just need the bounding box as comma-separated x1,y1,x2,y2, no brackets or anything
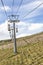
29,23,43,30
19,0,43,19
16,22,43,38
0,6,11,11
0,20,10,40
16,21,29,33
0,0,43,40
17,33,31,38
0,21,43,40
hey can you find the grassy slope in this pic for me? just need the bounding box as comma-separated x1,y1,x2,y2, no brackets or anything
0,32,43,65
0,32,43,46
0,42,43,65
0,40,12,46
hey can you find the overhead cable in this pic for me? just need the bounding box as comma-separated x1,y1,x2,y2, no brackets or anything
12,0,14,15
22,3,43,19
1,0,8,17
16,0,23,14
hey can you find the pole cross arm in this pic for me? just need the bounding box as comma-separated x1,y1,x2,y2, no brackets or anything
8,19,20,23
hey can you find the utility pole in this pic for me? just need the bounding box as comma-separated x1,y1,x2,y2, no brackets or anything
8,15,20,53
13,22,17,53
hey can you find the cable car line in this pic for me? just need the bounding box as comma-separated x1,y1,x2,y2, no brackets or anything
16,0,23,14
12,0,14,15
22,3,43,19
1,0,8,18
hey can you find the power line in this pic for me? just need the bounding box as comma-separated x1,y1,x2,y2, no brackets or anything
7,0,14,20
12,0,14,15
22,3,43,19
16,0,23,14
1,0,8,17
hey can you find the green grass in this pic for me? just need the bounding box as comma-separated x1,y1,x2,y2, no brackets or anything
0,42,43,65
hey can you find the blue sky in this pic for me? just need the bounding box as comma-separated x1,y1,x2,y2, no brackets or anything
0,0,43,40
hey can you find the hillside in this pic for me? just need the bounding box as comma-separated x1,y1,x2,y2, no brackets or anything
0,32,43,48
17,32,43,45
0,32,43,65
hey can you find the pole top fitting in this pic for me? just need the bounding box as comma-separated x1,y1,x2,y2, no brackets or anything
8,19,20,23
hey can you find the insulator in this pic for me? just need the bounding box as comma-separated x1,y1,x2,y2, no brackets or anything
16,28,18,33
9,31,11,38
8,24,10,31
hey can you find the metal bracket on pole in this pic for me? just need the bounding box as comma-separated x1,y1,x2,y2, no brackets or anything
8,19,20,23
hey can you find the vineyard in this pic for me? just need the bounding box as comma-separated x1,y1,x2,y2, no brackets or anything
0,32,43,65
